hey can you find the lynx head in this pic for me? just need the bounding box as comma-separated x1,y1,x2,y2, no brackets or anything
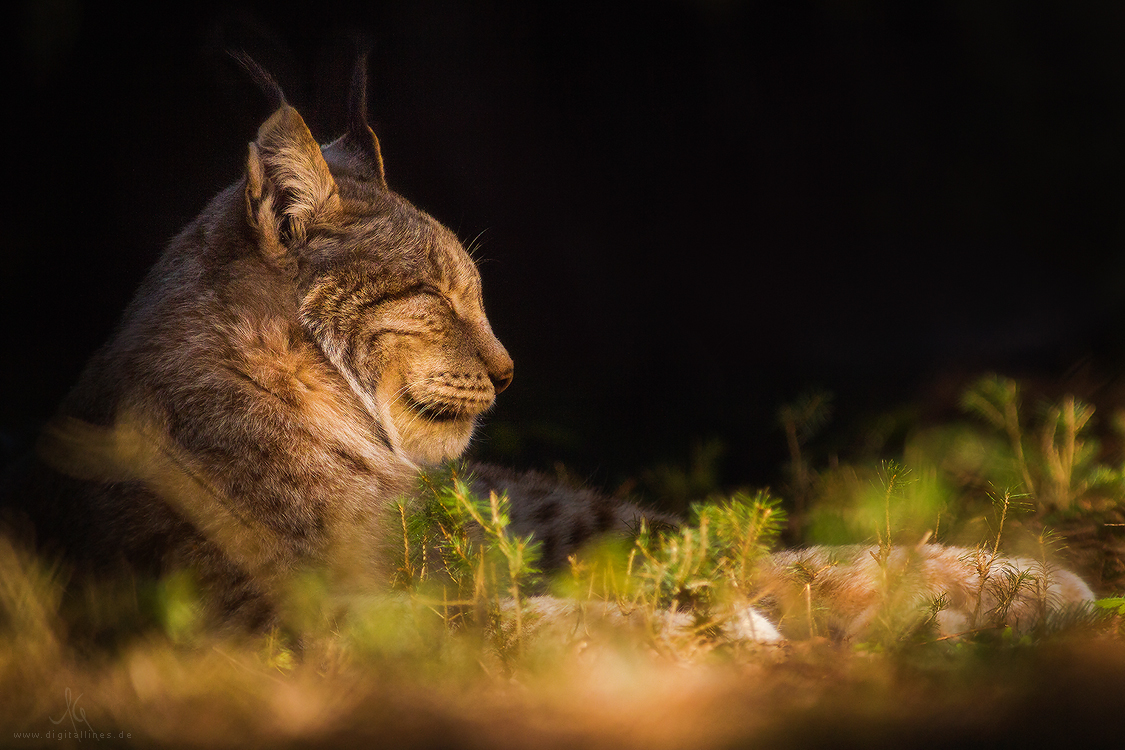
241,58,512,465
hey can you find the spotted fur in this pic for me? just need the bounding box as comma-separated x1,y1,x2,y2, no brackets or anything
468,465,679,571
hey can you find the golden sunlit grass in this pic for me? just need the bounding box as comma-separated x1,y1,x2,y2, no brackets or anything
2,374,1123,747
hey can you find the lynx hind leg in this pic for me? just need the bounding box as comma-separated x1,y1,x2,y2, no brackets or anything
978,555,1097,633
913,548,1097,637
1048,565,1097,604
760,545,1098,641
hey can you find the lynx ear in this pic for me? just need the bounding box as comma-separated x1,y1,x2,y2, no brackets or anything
245,104,341,252
343,52,388,189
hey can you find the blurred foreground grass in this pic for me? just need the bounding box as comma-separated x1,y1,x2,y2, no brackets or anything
2,374,1124,748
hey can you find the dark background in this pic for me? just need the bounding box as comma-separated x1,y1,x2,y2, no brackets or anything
8,1,1125,499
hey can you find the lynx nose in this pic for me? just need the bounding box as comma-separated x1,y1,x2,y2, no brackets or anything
490,361,513,394
472,319,513,395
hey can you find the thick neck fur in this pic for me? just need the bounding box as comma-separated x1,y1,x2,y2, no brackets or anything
36,178,419,623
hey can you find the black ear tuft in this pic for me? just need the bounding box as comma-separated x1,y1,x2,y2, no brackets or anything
346,50,388,189
228,50,287,112
348,47,371,143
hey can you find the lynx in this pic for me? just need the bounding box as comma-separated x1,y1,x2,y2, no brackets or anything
1,58,1095,644
3,58,512,627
